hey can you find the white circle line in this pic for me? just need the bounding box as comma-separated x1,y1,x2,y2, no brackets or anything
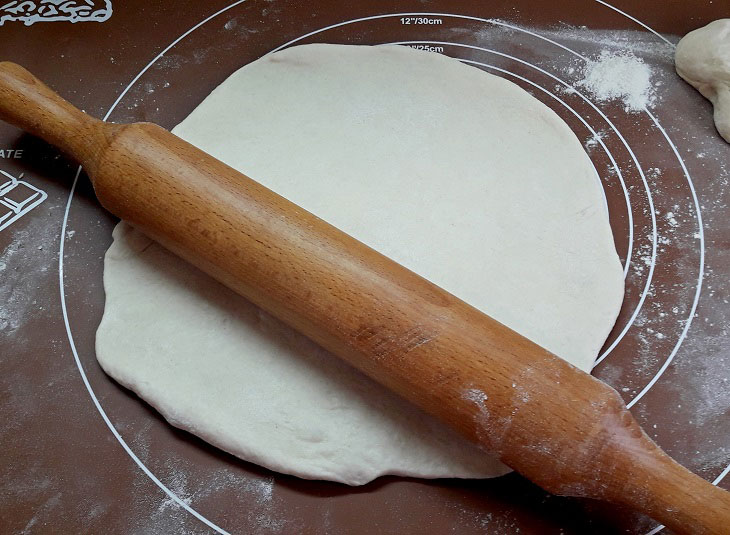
714,463,730,486
626,108,705,408
489,18,594,63
469,43,656,363
323,13,710,519
222,1,718,525
438,15,705,486
632,113,710,532
269,14,663,364
495,3,712,496
56,7,713,535
495,4,712,529
60,169,230,535
101,2,246,121
439,14,699,413
59,1,251,533
646,523,664,535
385,43,619,240
270,13,695,372
458,59,611,211
462,45,640,283
593,0,675,47
388,40,635,279
379,34,656,365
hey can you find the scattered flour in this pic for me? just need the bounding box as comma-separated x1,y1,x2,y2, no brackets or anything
577,51,656,111
465,23,667,113
540,25,676,60
136,462,283,535
665,211,679,228
0,214,59,337
463,388,488,407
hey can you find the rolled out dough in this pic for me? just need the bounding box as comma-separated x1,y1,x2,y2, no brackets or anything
96,44,624,485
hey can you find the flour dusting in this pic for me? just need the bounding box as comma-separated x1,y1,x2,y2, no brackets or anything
466,23,667,113
463,388,488,409
0,213,59,337
136,462,284,534
578,51,656,111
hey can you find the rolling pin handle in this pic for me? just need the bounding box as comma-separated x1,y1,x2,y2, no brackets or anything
0,61,113,169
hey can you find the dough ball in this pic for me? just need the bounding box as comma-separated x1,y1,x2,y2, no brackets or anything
675,19,730,143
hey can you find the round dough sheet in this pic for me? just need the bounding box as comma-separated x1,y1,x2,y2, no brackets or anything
96,43,624,485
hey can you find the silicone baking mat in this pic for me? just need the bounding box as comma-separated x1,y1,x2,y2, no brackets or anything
1,1,728,533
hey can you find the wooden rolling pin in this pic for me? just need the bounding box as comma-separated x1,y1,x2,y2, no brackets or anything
0,61,727,534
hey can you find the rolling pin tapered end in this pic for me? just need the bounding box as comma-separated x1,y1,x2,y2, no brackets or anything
0,61,114,168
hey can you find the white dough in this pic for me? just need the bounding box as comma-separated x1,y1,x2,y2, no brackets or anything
96,44,624,485
675,19,730,143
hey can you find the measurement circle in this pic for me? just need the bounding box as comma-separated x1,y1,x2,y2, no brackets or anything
56,4,723,534
272,16,691,412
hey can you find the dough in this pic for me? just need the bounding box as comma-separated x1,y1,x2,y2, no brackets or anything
675,19,730,143
96,44,624,485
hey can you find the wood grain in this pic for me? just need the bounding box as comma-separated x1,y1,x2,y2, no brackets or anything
0,60,727,534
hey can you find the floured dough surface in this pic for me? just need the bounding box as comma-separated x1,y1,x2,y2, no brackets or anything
96,44,624,485
675,19,730,143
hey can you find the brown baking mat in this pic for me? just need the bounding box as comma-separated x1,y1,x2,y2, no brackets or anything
1,1,729,533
